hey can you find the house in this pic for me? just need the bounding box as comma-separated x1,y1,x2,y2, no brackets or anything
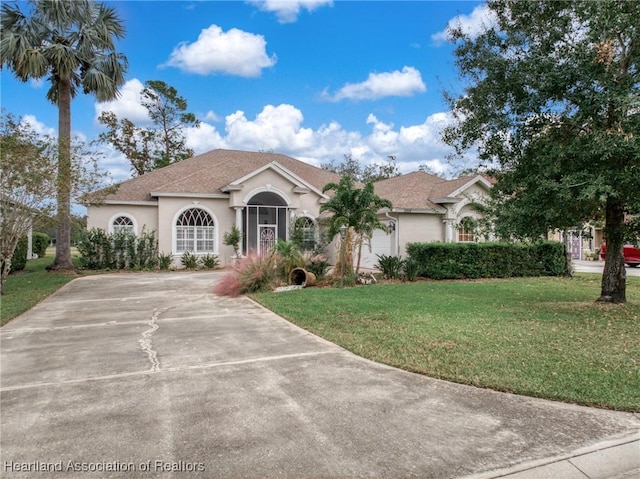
85,149,492,267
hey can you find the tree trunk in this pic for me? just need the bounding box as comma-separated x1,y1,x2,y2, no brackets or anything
49,77,75,271
563,229,574,277
0,255,12,295
597,199,626,303
332,228,354,282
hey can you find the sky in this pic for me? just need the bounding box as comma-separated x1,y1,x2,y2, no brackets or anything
1,0,496,185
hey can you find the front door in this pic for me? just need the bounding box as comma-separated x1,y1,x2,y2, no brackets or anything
259,226,277,255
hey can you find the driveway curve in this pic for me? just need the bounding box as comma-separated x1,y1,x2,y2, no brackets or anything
1,272,638,479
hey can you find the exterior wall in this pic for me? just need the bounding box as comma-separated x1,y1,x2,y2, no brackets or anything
86,204,158,235
396,213,444,256
156,197,236,266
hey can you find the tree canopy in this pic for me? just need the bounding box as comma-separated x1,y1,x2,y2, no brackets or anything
443,0,640,303
98,80,200,175
321,154,400,184
0,112,110,293
1,0,127,270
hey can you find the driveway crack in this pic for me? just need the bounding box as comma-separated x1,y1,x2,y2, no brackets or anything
138,307,163,371
137,295,209,372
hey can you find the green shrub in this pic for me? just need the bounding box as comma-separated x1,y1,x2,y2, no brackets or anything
305,253,329,280
32,232,50,258
405,241,565,280
158,252,173,270
376,254,405,280
77,228,159,270
8,236,28,273
181,251,199,269
199,253,220,269
404,258,419,282
273,240,304,277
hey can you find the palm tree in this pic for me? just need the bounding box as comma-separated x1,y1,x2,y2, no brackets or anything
321,176,392,275
1,0,127,270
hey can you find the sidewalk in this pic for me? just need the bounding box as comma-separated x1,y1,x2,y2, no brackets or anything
463,434,639,479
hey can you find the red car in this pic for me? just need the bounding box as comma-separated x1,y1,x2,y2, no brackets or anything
599,243,640,268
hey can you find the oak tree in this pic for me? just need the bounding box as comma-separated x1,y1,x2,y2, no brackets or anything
443,0,639,303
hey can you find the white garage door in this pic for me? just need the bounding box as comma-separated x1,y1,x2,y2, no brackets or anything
359,226,392,269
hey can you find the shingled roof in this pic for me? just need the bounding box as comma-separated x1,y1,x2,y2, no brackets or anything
373,171,489,211
90,149,342,203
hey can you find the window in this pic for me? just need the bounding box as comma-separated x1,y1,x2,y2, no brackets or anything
457,217,476,243
295,216,317,251
175,208,216,253
112,215,135,235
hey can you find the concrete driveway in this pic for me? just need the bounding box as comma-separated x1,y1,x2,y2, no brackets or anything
1,272,638,479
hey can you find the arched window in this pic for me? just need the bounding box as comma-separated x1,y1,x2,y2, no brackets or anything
111,215,135,235
295,216,317,251
175,208,216,253
457,217,476,243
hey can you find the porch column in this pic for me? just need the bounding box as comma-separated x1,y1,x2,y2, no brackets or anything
444,219,455,243
235,207,243,256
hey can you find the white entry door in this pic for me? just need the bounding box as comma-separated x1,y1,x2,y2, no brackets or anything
259,226,277,255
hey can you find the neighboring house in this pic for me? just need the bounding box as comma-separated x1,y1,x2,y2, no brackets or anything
85,149,492,268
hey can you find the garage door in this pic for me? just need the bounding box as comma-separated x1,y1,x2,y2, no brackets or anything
359,226,392,269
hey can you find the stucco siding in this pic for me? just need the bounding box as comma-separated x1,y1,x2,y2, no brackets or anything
87,204,158,236
397,213,444,256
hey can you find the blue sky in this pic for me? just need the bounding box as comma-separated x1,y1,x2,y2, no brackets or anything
1,0,495,183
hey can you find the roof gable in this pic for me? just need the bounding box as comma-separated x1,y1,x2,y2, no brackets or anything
87,149,342,203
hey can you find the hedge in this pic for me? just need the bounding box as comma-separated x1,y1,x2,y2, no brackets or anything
9,236,28,273
32,232,50,258
405,241,566,280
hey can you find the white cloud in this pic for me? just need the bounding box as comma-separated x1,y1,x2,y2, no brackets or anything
94,78,150,124
89,98,468,183
326,66,426,102
223,104,315,152
21,115,56,137
432,4,498,44
202,110,221,122
164,25,277,77
185,122,227,154
247,0,332,24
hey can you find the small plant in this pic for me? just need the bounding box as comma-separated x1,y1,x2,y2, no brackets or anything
181,251,199,269
376,254,405,280
305,253,329,281
199,253,220,269
223,225,241,257
273,240,304,277
158,252,173,270
404,258,419,282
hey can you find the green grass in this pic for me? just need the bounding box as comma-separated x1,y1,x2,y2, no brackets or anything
0,247,83,326
253,275,640,411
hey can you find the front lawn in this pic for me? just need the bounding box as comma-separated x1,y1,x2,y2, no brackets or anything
0,248,82,326
253,275,640,411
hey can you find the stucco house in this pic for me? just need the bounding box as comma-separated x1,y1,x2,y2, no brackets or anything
85,149,491,268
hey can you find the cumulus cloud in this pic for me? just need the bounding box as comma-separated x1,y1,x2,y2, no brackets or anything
89,96,468,184
325,66,426,102
21,114,56,137
223,104,314,152
247,0,332,24
432,4,498,44
163,25,277,77
94,78,150,124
